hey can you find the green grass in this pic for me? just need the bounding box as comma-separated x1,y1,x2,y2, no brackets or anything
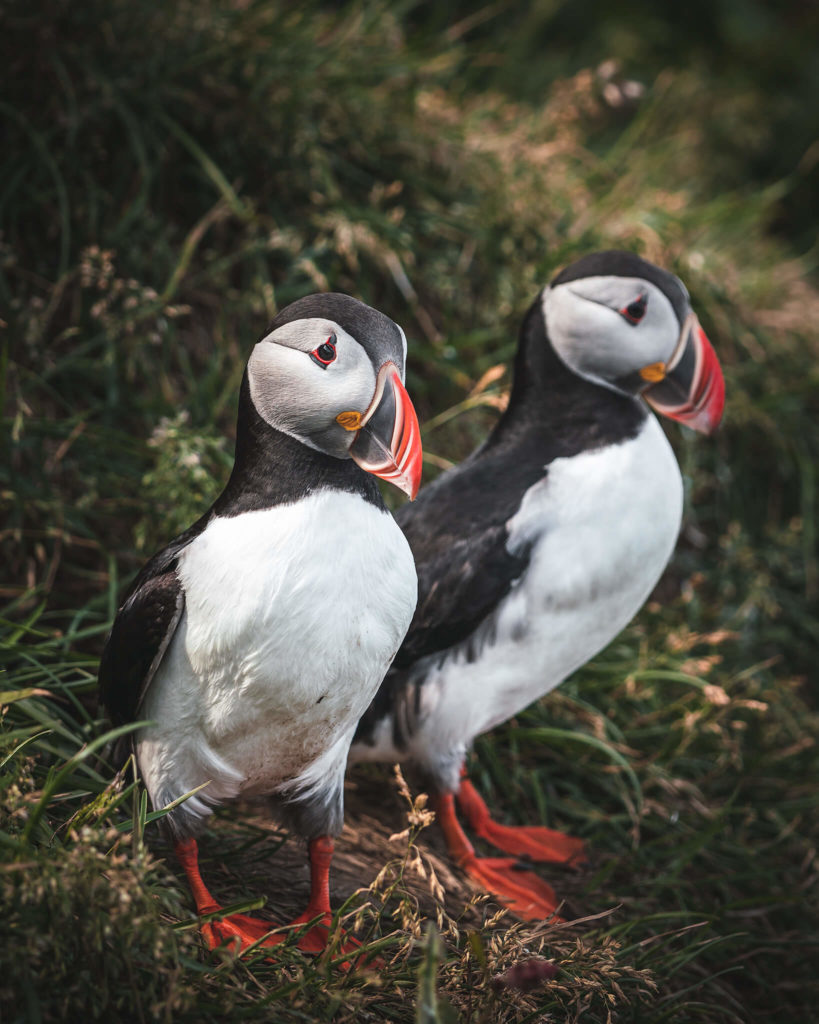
2,1,818,1021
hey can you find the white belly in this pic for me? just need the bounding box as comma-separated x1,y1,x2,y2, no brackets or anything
136,489,416,827
354,415,682,787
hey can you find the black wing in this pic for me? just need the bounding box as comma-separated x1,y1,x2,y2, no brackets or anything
388,367,646,671
99,517,209,727
393,442,546,668
354,441,546,747
394,508,529,669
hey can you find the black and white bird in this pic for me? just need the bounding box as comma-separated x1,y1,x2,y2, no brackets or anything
350,251,725,919
99,293,422,954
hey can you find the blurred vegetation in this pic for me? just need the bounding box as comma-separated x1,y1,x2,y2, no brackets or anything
1,1,817,1021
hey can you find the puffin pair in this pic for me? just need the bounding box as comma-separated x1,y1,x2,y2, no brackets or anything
99,294,423,953
350,250,725,919
100,250,724,953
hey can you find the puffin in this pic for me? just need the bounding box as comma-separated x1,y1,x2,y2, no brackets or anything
99,293,423,954
350,251,725,919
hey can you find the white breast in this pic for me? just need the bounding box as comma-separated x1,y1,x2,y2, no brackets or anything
136,489,416,827
353,415,682,788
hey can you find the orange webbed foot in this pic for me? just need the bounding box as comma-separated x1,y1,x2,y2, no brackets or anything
457,777,587,865
177,835,373,967
458,852,563,921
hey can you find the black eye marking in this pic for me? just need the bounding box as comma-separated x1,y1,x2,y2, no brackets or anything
620,293,648,324
309,333,337,368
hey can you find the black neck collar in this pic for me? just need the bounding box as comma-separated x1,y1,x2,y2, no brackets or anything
212,372,384,517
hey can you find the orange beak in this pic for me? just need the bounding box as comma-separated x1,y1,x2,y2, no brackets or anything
644,314,725,434
345,362,423,499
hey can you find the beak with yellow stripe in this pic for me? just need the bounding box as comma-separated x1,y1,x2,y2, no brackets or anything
337,361,422,500
639,315,725,435
613,312,725,435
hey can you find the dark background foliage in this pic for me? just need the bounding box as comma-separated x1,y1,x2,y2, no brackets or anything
2,2,818,1021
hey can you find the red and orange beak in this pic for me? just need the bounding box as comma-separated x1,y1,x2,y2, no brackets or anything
642,314,725,434
341,362,422,499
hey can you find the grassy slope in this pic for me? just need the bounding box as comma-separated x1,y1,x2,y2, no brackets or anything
2,2,818,1021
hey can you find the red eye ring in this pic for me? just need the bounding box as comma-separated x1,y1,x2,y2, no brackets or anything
620,293,648,324
309,333,337,369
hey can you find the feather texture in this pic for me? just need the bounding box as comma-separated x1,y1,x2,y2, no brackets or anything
136,490,416,838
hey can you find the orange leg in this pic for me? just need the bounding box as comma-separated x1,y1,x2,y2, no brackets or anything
278,835,354,955
456,775,586,866
434,792,563,921
175,835,359,957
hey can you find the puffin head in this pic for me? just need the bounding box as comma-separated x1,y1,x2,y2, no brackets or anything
247,293,422,498
543,251,725,433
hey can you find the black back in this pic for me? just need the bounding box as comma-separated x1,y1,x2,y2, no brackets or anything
354,292,646,748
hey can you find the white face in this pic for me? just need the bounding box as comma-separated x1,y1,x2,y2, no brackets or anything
248,317,377,456
543,274,687,391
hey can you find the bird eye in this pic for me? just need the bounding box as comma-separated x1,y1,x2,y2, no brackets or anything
620,294,648,324
309,333,337,369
